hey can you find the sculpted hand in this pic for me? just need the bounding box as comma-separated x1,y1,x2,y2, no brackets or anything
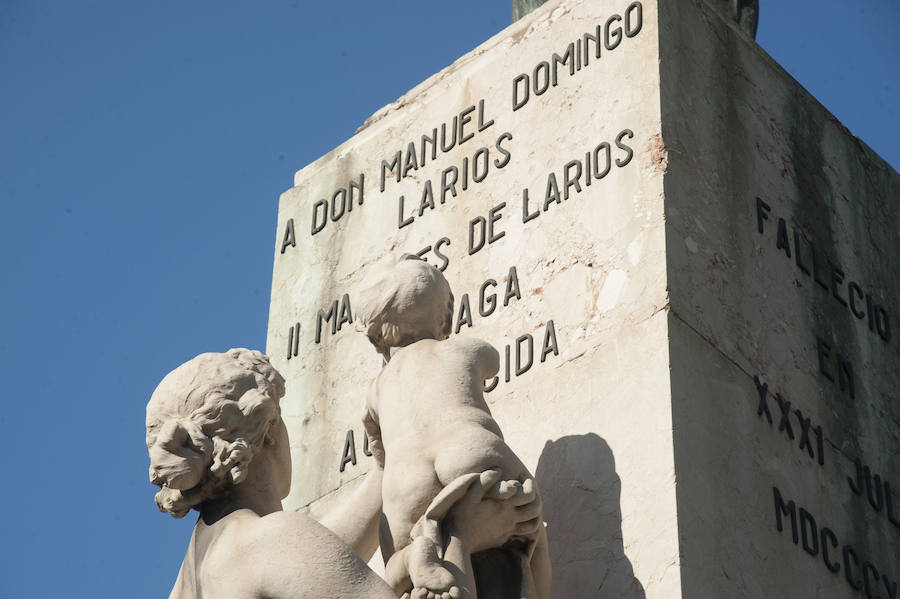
446,470,543,554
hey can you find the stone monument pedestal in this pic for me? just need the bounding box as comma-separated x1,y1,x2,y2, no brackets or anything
267,1,899,596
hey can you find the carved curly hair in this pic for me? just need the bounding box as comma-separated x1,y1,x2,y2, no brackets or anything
145,348,286,518
355,254,454,359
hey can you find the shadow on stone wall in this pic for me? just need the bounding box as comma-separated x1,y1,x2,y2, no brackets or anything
535,434,646,599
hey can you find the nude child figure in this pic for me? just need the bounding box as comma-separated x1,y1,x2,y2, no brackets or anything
356,255,551,599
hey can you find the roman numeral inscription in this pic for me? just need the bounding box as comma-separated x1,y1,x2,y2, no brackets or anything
748,192,898,597
773,487,898,599
753,375,826,466
286,322,300,360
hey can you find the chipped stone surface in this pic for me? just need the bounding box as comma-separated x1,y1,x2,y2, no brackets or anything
267,0,898,596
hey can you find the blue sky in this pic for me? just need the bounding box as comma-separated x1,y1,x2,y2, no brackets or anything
1,1,897,597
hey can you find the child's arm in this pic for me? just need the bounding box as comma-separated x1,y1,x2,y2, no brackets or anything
362,380,385,468
471,339,500,381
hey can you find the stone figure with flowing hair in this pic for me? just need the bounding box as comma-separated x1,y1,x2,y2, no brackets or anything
147,348,540,599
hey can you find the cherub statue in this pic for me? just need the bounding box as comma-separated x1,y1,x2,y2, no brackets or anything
146,348,537,599
357,256,552,599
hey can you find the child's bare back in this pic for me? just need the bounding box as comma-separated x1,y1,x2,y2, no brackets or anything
369,337,529,544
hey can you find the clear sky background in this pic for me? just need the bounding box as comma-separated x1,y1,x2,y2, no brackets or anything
1,1,897,596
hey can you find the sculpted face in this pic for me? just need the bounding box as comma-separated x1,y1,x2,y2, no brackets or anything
146,348,288,518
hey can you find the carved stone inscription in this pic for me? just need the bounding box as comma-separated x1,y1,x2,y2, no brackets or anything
269,1,674,596
750,196,898,595
276,2,644,482
266,0,897,596
658,0,899,592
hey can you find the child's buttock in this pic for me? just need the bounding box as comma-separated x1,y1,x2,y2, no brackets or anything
432,427,526,486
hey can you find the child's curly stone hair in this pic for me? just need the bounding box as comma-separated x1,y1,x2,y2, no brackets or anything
356,254,454,360
145,348,285,518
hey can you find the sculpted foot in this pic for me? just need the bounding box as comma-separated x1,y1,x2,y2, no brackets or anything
407,536,458,599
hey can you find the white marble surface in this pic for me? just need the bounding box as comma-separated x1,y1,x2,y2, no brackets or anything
267,0,899,596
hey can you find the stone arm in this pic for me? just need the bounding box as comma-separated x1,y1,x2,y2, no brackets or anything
319,382,386,560
234,511,398,599
317,378,387,564
318,466,384,561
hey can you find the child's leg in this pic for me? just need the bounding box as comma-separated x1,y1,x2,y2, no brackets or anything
386,536,461,599
407,535,461,599
404,473,487,599
382,462,463,597
382,458,444,552
384,542,414,595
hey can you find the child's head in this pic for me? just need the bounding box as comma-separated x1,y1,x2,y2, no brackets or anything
356,254,454,358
